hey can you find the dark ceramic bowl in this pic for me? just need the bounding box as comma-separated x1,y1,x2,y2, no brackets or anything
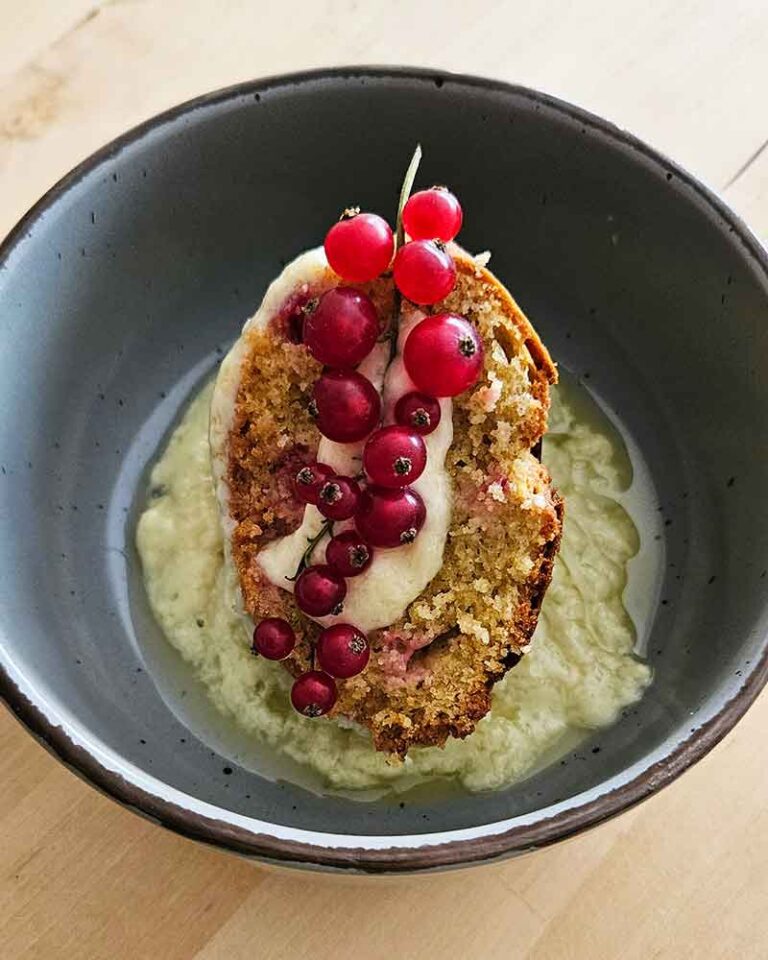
1,68,767,873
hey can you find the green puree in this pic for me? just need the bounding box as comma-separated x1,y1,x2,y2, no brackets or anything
136,378,651,793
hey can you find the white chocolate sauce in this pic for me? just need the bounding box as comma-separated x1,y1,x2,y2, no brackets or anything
211,248,453,633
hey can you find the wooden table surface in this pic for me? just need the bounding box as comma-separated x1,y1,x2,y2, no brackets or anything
1,2,767,957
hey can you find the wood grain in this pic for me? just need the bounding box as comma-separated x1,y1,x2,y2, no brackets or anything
1,1,766,957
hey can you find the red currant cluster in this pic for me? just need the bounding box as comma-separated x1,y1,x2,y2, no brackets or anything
251,178,485,719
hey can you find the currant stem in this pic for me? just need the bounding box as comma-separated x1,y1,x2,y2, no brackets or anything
286,518,334,582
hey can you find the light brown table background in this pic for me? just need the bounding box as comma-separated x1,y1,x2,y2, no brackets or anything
1,2,767,957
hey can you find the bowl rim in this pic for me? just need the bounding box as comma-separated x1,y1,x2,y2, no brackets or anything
1,64,767,874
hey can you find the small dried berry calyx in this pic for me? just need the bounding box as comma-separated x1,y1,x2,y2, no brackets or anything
293,462,335,505
459,333,478,358
316,476,361,521
349,544,371,568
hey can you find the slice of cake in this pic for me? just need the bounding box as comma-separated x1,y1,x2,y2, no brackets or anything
209,172,562,758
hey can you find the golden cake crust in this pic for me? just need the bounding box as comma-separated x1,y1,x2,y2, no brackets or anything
221,250,562,758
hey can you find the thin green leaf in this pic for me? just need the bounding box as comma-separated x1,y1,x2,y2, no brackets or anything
395,143,423,251
390,144,423,360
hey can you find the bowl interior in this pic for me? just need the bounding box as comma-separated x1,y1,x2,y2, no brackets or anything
1,70,767,844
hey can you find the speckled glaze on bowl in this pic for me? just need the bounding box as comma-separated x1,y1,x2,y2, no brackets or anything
1,68,767,874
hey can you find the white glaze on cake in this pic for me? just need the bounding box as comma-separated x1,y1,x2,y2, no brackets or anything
209,248,454,633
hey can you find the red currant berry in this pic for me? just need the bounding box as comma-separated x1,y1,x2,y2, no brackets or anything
355,486,426,548
310,370,381,443
326,530,374,577
290,670,337,717
303,287,379,367
402,187,463,242
294,564,347,617
316,475,361,520
394,391,442,436
403,313,484,397
324,211,394,283
293,462,335,505
316,624,370,679
363,425,427,488
393,240,456,305
252,618,296,660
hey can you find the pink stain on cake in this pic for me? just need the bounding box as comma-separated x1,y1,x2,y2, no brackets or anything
375,629,433,688
455,468,511,517
473,377,502,412
266,444,320,529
